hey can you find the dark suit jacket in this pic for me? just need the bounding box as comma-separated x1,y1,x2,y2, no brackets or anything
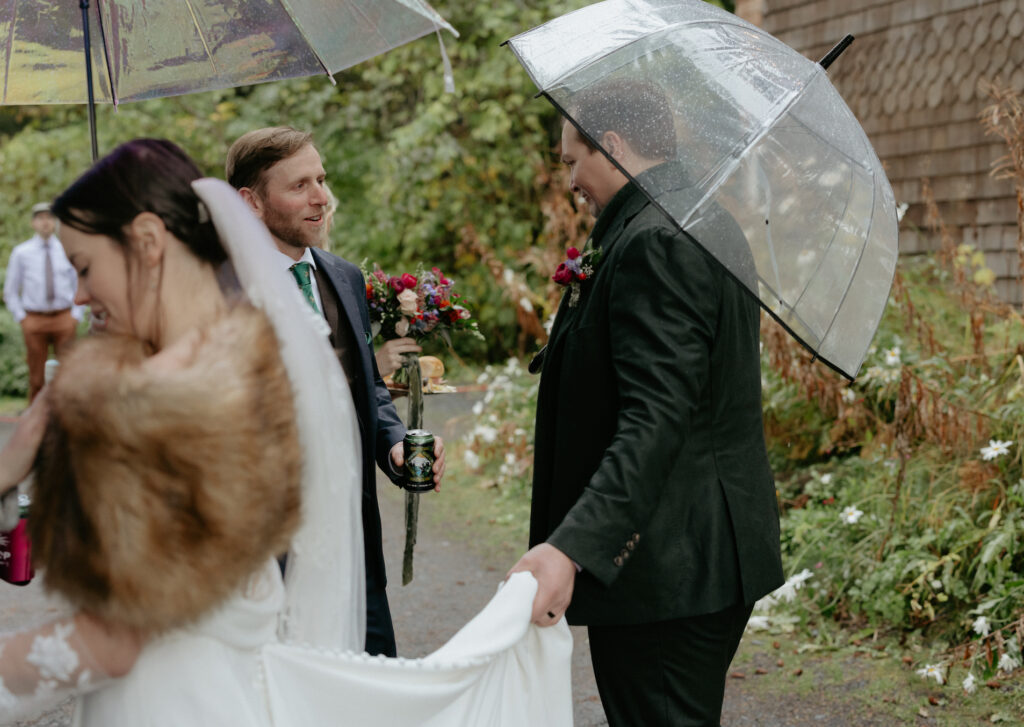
311,248,405,592
530,170,783,626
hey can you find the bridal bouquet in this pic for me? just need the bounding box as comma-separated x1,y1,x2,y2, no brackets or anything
362,264,482,348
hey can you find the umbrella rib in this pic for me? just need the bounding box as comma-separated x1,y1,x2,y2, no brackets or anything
275,0,335,83
1,0,17,104
182,0,219,78
95,0,119,107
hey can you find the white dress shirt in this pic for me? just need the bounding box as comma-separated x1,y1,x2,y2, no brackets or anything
276,247,324,312
3,234,85,322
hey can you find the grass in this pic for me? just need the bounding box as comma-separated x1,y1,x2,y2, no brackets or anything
729,621,1024,724
0,395,26,417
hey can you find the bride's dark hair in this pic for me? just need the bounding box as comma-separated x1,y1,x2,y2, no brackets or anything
52,138,226,265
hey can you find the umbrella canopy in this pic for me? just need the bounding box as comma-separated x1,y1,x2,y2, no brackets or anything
1,0,456,105
507,0,898,379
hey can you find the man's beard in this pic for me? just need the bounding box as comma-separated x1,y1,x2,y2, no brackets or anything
262,203,322,250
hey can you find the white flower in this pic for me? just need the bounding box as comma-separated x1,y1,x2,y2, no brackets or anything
502,269,514,285
513,428,526,437
397,289,418,317
916,663,945,685
930,579,943,590
842,388,856,403
476,371,489,384
543,313,556,335
884,346,901,366
394,317,410,336
819,473,833,485
962,672,977,694
504,453,517,466
504,358,521,375
518,296,534,313
980,440,1013,461
840,506,864,524
26,623,79,681
746,615,771,631
474,426,497,444
463,450,480,470
972,616,991,636
998,652,1021,673
763,569,813,605
471,401,484,416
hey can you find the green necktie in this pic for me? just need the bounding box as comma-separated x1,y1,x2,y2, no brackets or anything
290,262,321,315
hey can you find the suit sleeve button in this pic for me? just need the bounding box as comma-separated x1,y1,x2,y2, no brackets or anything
626,541,635,551
613,556,624,566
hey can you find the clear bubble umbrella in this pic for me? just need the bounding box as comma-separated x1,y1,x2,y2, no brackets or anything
506,0,897,379
0,0,456,159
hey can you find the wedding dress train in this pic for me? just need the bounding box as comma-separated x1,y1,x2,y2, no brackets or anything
72,565,571,726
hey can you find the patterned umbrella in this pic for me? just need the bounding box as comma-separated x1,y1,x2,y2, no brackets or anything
507,0,897,379
1,0,456,158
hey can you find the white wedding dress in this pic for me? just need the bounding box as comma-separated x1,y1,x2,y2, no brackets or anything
0,179,573,726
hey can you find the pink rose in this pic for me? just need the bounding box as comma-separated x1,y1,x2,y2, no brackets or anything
552,263,574,285
397,288,419,316
388,276,404,292
566,247,581,260
400,273,418,290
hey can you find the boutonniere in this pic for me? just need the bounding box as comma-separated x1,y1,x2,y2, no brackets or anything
552,240,602,307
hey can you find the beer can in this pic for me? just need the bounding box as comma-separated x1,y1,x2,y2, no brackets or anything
403,430,435,493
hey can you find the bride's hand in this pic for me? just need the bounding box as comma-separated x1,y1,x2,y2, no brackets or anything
0,391,50,495
507,543,576,626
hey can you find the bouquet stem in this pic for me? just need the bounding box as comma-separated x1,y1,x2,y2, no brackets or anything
402,353,423,586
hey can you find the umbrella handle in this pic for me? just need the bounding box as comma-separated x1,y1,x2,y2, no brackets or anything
818,34,854,70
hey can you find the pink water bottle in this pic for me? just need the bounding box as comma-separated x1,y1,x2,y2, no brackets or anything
0,494,33,586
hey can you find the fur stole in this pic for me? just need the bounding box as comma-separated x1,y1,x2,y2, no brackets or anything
30,305,301,633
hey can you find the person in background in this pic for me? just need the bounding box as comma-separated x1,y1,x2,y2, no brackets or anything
3,203,84,402
318,182,421,378
226,127,445,657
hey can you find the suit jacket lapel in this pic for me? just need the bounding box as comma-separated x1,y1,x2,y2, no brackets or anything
312,249,366,356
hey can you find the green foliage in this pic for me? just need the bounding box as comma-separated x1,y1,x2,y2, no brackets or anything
0,307,28,398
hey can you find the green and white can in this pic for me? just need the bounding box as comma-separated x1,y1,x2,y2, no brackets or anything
403,430,435,492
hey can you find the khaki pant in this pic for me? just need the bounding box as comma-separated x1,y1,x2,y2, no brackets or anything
21,310,76,402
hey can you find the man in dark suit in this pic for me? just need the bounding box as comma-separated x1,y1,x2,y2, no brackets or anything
226,127,446,657
509,82,783,725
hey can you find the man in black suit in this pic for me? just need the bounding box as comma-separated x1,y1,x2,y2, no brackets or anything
226,127,446,657
509,81,783,725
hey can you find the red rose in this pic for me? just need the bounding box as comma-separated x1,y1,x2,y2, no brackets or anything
401,273,418,289
567,247,581,260
388,276,404,292
432,266,452,285
552,263,574,285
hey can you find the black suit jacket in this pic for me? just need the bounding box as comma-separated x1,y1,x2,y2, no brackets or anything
311,248,405,591
530,171,783,626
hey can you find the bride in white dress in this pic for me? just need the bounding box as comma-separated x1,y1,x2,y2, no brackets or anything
0,140,571,726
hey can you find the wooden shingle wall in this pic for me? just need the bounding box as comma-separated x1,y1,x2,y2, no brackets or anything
741,0,1024,302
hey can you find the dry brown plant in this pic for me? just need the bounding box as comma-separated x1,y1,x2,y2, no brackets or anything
457,154,590,356
981,81,1024,293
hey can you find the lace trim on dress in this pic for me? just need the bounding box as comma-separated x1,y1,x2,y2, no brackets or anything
0,617,109,723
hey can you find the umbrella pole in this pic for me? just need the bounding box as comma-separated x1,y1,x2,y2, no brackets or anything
818,34,854,70
79,0,99,162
